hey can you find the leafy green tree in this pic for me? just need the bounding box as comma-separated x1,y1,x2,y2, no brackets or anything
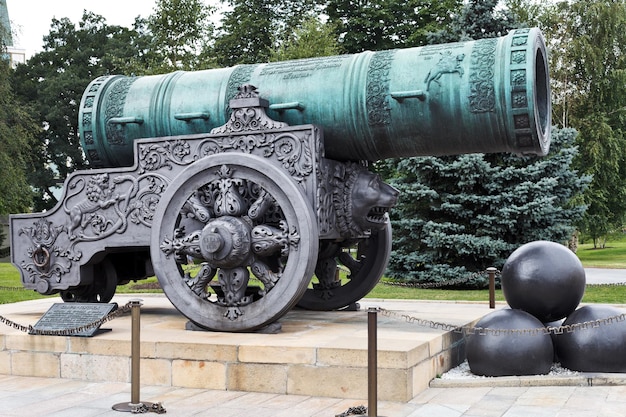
566,0,626,246
428,0,519,43
384,127,590,286
0,37,39,246
269,16,340,61
11,12,145,210
214,0,323,66
522,1,626,245
325,0,462,53
141,0,217,71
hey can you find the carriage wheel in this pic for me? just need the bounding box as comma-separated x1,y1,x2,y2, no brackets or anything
151,153,318,332
60,258,117,303
297,219,392,311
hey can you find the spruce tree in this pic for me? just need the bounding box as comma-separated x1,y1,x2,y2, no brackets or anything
383,127,590,287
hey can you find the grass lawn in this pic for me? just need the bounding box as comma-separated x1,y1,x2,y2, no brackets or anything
2,254,626,305
576,240,626,268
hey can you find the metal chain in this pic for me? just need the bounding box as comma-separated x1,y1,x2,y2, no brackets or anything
131,402,166,414
0,285,31,291
587,282,626,287
382,269,498,289
378,307,626,336
335,405,367,417
0,301,134,336
382,270,626,288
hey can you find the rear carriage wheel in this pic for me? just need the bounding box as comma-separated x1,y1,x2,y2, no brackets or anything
60,258,117,303
151,153,318,331
297,220,392,311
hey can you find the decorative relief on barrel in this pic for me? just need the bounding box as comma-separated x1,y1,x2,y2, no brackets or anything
468,38,497,113
512,35,529,47
512,91,528,108
83,131,94,145
225,64,257,114
82,113,93,145
104,77,136,145
87,149,101,163
508,29,534,151
80,76,113,166
366,50,395,127
511,69,526,87
511,50,526,65
514,114,531,129
424,51,465,92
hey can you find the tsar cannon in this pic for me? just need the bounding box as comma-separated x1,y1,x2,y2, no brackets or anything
10,28,551,331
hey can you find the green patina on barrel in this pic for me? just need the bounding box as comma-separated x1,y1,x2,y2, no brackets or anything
79,28,550,168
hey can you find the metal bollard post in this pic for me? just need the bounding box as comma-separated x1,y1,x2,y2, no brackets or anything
487,267,497,309
364,308,386,417
113,299,157,413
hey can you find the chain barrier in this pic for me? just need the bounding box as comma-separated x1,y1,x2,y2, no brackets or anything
0,301,133,336
377,307,626,336
382,269,626,289
131,402,167,414
0,285,32,291
382,269,499,289
335,405,367,417
587,282,626,287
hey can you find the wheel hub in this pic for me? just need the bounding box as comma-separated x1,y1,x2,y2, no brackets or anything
199,216,252,268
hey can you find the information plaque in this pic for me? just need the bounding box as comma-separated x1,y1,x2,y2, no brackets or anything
30,303,117,337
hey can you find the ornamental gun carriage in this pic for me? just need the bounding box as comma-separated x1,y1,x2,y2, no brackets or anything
10,28,551,331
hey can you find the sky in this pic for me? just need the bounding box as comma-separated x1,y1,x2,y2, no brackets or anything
6,0,158,58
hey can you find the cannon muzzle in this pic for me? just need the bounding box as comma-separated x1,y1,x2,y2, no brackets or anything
80,28,550,167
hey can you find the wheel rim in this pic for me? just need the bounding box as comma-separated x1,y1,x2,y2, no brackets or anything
297,219,392,311
151,153,318,331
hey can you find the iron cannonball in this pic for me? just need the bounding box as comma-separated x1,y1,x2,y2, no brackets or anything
501,241,585,322
555,305,626,372
467,309,554,377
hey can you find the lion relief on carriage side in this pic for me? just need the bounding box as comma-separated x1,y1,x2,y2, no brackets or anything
332,163,399,237
351,169,399,232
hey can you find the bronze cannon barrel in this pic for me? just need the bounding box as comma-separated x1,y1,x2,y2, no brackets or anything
79,28,550,167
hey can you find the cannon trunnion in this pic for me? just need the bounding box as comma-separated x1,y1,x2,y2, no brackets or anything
11,28,551,332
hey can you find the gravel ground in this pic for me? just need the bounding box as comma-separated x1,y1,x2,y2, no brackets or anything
441,360,581,379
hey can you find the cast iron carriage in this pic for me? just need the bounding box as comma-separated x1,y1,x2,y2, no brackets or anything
10,28,551,331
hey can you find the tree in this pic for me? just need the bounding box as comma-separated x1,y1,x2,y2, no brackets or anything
513,0,626,245
269,16,340,61
0,34,39,246
325,0,462,53
11,12,146,210
522,1,626,245
428,0,520,43
566,1,626,245
213,0,323,66
383,127,590,286
141,0,217,71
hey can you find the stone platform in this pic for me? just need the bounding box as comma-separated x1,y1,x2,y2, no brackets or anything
0,295,497,402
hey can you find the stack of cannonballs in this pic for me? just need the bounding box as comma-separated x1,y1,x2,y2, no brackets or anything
467,240,626,377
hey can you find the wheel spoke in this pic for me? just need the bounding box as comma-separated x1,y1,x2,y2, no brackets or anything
151,154,317,331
